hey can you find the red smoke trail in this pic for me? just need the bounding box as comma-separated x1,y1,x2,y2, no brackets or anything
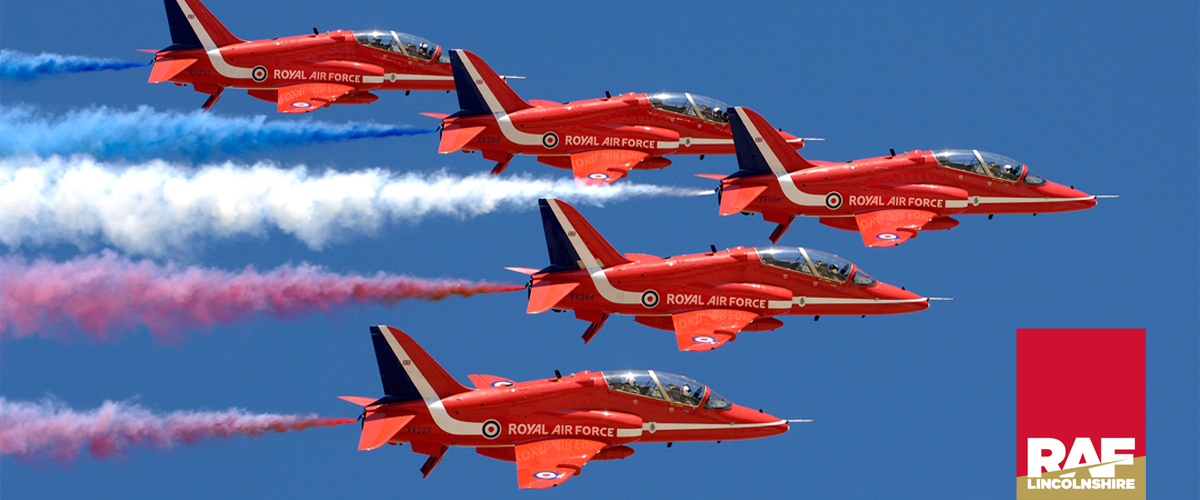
0,397,354,463
0,251,523,342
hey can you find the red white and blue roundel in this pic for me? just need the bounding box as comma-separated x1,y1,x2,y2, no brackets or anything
541,132,559,149
587,173,610,181
692,336,717,344
290,102,313,108
251,65,268,83
482,419,501,439
876,233,899,241
491,381,514,388
825,191,843,210
641,290,660,308
534,471,563,480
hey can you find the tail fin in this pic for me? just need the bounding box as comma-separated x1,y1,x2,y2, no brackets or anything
538,198,631,270
370,325,471,401
730,107,817,175
449,49,532,115
163,0,245,50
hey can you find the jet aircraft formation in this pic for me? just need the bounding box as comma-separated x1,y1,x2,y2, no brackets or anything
128,0,1107,489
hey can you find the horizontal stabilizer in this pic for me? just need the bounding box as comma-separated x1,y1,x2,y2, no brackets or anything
504,266,540,275
695,173,726,180
147,58,195,83
439,125,485,154
719,184,767,215
420,112,451,120
528,281,578,314
359,412,415,451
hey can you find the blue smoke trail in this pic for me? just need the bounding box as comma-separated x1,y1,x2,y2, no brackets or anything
0,49,151,81
0,106,435,160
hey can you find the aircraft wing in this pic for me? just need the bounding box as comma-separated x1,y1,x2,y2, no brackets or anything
672,309,761,351
853,209,939,247
276,83,357,113
468,374,516,389
515,438,607,489
570,150,649,186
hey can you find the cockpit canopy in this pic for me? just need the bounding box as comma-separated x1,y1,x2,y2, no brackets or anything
757,246,875,285
354,30,443,62
604,370,732,410
648,92,731,123
933,149,1044,184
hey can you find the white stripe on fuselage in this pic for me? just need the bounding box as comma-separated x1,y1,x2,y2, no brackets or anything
733,107,826,208
766,297,928,309
455,49,543,147
648,420,787,432
379,326,483,436
175,0,252,79
545,199,641,306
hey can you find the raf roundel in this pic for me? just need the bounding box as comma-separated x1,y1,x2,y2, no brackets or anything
491,381,513,388
481,419,502,439
541,132,560,149
291,102,313,108
251,65,268,83
825,191,843,210
692,336,717,344
534,471,563,480
876,233,899,241
640,290,660,308
587,173,610,181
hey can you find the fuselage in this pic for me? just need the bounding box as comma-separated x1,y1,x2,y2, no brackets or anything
368,370,787,451
534,246,927,322
731,149,1096,221
153,29,454,95
444,92,803,166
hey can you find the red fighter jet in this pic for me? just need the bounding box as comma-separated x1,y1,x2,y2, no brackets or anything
706,107,1104,247
422,49,806,185
505,199,931,352
340,325,797,489
146,0,456,112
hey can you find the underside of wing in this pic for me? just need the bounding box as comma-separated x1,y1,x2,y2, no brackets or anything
569,150,649,186
672,309,761,352
515,438,607,489
276,82,356,113
853,209,938,247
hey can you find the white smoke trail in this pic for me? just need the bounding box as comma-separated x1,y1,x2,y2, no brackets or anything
0,155,709,256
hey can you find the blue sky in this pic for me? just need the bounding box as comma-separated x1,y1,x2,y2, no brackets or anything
2,0,1196,497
